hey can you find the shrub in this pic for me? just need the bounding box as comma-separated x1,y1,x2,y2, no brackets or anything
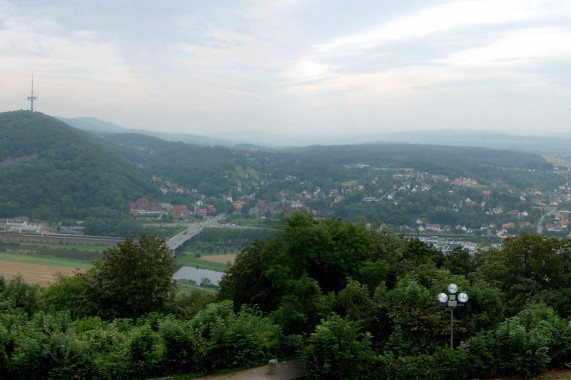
190,301,281,372
459,316,550,378
303,314,378,379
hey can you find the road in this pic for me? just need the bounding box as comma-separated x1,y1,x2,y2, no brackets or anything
167,213,226,252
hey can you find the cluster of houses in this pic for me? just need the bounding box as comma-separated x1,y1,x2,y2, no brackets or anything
152,176,186,195
453,178,478,186
0,218,43,234
545,211,570,233
129,169,571,240
128,199,216,220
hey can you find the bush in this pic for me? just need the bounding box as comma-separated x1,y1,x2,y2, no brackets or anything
127,324,164,378
378,349,469,380
190,301,281,372
3,276,41,317
303,314,378,379
158,317,195,373
459,316,550,378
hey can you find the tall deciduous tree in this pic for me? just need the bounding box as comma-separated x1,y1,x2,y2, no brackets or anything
45,234,177,319
478,233,571,317
95,234,176,319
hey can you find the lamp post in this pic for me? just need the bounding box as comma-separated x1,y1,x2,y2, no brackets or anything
437,283,468,349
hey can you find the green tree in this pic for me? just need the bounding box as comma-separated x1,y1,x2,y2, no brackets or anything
95,234,176,319
478,233,571,317
44,234,177,319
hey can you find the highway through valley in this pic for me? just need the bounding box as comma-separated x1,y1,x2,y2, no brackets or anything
167,213,226,252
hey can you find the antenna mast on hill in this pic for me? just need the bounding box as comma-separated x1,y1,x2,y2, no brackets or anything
27,73,37,112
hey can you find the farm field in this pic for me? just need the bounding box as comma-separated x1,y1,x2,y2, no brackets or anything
0,250,92,286
174,252,232,272
0,261,85,286
199,253,236,265
544,154,571,168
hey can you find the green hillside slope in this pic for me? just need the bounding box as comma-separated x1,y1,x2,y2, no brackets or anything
0,111,159,220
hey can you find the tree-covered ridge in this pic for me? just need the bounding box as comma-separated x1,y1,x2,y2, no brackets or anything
98,133,246,197
97,129,562,201
0,111,159,220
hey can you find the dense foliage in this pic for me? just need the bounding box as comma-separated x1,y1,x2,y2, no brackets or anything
0,215,569,378
44,234,176,320
219,213,571,379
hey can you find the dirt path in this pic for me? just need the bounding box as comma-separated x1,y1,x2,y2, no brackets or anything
0,261,84,286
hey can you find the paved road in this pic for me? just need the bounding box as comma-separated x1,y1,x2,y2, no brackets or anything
193,359,305,380
167,213,226,252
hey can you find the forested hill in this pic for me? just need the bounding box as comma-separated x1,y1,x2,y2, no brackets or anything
98,132,251,196
0,111,159,220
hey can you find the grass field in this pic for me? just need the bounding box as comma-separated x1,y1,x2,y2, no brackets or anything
0,252,93,268
176,279,217,294
19,242,108,252
174,253,233,271
544,155,571,169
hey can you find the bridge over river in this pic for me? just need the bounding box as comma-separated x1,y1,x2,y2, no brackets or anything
167,213,226,251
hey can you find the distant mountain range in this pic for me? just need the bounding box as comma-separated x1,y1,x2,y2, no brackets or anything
57,116,232,146
366,130,571,153
57,116,571,153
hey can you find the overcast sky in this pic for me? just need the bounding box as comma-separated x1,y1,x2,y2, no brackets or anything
1,0,571,139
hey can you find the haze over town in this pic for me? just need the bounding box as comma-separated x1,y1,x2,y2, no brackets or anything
1,0,571,142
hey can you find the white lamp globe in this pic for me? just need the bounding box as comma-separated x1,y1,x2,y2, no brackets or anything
447,283,458,294
458,293,469,303
437,293,448,303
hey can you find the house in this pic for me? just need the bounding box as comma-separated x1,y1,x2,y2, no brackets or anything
170,206,191,219
233,201,245,211
501,223,515,230
291,201,303,209
128,199,162,212
426,224,441,231
453,178,478,186
5,220,42,234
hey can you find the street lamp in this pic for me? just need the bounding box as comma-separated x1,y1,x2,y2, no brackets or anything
437,283,468,348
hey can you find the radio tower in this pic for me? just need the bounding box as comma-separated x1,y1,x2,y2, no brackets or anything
27,74,37,112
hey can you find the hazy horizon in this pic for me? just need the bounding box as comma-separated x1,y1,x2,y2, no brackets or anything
2,1,571,138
